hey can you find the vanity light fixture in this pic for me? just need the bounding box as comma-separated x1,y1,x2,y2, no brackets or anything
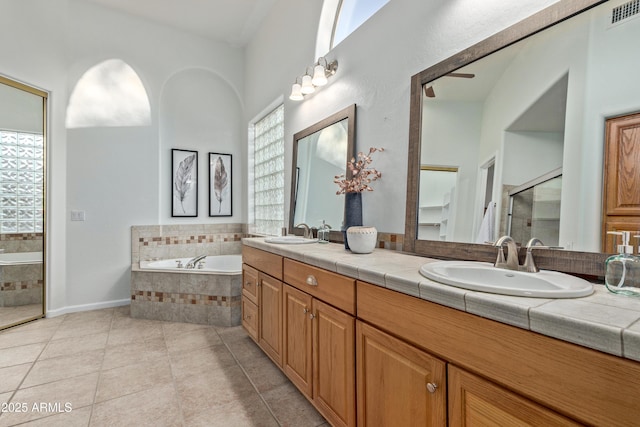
289,76,304,101
289,57,338,101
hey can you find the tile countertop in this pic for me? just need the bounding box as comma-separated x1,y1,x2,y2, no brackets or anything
243,237,640,363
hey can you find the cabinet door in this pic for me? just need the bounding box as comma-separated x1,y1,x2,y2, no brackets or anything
312,299,356,427
241,298,258,342
259,274,283,366
242,264,259,304
356,321,446,427
448,365,580,426
283,284,313,397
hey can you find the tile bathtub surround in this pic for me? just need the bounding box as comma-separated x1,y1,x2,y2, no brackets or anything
243,237,640,362
0,306,328,427
131,223,250,263
130,270,242,327
0,233,43,254
0,264,43,307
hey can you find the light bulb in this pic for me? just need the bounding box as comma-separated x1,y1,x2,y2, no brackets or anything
301,75,315,95
289,83,303,101
312,64,328,86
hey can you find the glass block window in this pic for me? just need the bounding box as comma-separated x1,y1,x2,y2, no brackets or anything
252,104,285,236
0,130,44,233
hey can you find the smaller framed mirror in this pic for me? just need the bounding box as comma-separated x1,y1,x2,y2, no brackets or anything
289,104,356,240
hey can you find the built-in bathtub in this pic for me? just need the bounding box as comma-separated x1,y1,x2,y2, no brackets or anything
0,251,43,307
130,254,242,327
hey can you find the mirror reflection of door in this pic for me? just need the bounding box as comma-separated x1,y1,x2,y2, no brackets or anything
602,112,640,253
418,167,458,241
0,76,46,330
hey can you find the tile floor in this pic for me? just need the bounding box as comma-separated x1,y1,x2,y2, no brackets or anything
0,306,327,427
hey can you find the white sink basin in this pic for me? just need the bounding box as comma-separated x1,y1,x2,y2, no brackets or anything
419,260,593,298
264,236,318,244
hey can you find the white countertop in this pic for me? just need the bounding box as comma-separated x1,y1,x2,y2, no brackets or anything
243,237,640,363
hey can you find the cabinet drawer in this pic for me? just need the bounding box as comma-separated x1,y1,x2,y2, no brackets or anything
284,259,355,315
242,297,258,342
242,264,259,304
243,246,283,280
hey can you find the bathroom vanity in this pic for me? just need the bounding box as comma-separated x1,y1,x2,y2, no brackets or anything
242,238,640,426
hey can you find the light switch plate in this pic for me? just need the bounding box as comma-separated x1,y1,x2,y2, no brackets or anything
70,210,85,221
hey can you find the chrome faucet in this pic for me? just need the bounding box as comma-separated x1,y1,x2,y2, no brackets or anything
185,254,207,269
493,236,520,271
295,223,313,239
523,238,563,273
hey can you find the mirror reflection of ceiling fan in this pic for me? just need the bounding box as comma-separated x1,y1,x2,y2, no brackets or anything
424,72,475,98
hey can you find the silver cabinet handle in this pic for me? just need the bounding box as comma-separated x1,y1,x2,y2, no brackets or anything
426,383,438,393
309,313,316,320
306,275,318,286
303,307,309,314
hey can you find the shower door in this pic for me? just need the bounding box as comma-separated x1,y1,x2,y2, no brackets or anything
0,76,47,330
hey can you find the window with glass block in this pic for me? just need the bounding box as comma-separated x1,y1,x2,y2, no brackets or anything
253,105,285,236
0,130,44,233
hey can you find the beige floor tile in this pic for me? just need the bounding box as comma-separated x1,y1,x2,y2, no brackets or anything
216,324,250,344
62,308,114,324
102,337,168,371
185,394,279,427
164,327,222,354
0,372,98,426
262,382,325,427
169,344,236,379
161,321,210,338
0,343,45,369
95,356,173,403
21,349,104,388
106,322,164,347
40,332,109,360
176,364,258,422
7,316,64,333
0,326,58,350
0,363,31,393
90,383,182,427
15,406,92,427
221,334,264,364
0,391,12,405
51,320,112,341
239,352,289,394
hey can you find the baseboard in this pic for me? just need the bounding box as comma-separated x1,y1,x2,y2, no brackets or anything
46,298,130,318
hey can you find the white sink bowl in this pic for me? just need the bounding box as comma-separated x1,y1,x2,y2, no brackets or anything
419,260,593,298
264,236,318,244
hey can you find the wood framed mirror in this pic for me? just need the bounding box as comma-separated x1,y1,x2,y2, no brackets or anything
289,104,356,240
402,0,638,276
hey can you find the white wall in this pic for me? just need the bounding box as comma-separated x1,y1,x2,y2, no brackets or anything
1,0,564,313
0,0,245,314
245,0,558,234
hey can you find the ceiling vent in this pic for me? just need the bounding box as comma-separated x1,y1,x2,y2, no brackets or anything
611,0,640,25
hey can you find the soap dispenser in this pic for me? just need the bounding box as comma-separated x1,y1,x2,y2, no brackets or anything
605,231,640,296
318,220,331,244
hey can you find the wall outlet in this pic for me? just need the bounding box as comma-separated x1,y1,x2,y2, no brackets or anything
70,210,86,221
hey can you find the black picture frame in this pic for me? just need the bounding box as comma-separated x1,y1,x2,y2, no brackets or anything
171,149,198,217
209,152,232,217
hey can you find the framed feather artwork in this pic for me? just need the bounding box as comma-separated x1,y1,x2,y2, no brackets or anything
171,149,198,217
209,153,232,216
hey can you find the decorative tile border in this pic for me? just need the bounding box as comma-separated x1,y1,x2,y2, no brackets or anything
377,232,404,251
0,233,43,241
1,280,43,291
138,234,244,246
132,290,240,307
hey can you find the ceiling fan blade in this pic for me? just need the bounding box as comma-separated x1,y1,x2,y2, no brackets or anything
424,85,435,98
447,72,475,78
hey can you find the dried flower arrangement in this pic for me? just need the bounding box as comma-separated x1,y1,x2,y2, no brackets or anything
334,147,384,194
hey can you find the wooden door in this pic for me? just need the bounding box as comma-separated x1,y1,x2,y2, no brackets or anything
283,284,313,397
259,273,282,366
603,112,640,252
356,321,446,427
448,365,579,426
312,299,356,427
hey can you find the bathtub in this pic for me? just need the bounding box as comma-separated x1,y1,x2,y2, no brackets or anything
0,251,43,266
131,254,243,327
139,255,242,274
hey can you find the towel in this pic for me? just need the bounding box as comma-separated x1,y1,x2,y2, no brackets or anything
476,201,495,244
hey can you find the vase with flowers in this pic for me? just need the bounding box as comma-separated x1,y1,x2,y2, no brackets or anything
334,147,384,250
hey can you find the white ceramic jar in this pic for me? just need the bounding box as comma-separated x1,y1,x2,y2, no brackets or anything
346,226,378,254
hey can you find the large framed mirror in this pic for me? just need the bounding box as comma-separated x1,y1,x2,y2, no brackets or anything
290,104,355,240
0,75,47,330
404,0,640,276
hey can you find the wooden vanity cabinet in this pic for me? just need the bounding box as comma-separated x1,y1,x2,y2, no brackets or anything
356,321,446,427
283,283,313,397
242,246,284,366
